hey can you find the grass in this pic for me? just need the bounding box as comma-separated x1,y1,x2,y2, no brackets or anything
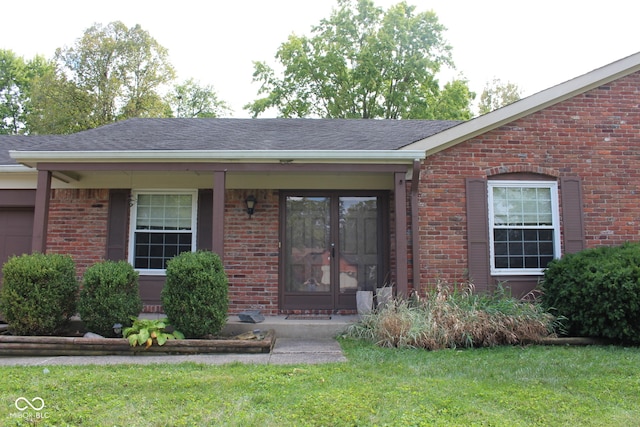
1,340,639,426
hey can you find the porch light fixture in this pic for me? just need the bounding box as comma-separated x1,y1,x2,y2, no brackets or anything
245,195,257,218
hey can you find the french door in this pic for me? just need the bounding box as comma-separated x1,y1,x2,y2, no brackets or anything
280,191,388,311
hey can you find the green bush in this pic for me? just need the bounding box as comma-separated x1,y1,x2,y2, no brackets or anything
542,242,640,343
161,250,229,338
0,253,78,335
78,260,142,337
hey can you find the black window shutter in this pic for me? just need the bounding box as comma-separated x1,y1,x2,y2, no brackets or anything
197,189,213,251
560,176,585,254
106,189,130,261
466,178,490,292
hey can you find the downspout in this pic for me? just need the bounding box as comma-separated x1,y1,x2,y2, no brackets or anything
410,159,421,295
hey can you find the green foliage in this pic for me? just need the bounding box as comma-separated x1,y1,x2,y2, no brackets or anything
542,242,640,343
0,253,78,335
478,77,522,115
165,78,230,118
123,317,184,349
161,250,229,338
345,281,558,349
246,0,474,119
77,260,142,337
0,50,53,134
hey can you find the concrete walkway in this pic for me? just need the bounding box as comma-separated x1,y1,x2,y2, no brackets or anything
0,338,347,366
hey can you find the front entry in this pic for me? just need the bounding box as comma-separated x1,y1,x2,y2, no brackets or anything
280,191,388,311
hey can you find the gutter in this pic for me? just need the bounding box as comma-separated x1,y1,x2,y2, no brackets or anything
10,149,426,167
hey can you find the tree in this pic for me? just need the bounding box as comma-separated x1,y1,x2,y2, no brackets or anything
32,21,175,132
0,50,52,134
165,79,230,118
478,78,522,115
245,0,474,119
27,66,96,134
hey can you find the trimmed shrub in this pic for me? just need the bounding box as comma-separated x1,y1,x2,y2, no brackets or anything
78,260,142,337
0,253,78,335
542,242,640,343
161,250,228,338
345,282,558,350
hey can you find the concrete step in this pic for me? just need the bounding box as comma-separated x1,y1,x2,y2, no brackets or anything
222,315,360,339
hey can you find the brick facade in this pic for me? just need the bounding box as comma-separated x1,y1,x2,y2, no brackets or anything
45,188,283,315
39,70,640,312
47,189,109,276
224,189,280,315
415,71,640,292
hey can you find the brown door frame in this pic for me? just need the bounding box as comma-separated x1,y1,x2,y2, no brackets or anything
279,190,389,312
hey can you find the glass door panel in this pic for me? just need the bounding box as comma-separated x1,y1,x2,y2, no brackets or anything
338,197,378,294
285,196,330,293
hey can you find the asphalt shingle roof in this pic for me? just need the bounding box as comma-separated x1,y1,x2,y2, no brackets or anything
0,118,460,165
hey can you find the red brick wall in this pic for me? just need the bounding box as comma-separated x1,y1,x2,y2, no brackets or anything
45,188,282,314
223,189,280,315
416,71,640,291
47,189,109,276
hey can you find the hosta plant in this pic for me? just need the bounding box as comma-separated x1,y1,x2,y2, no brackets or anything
123,317,184,349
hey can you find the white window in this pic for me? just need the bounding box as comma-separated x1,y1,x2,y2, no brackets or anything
129,191,197,274
488,181,560,275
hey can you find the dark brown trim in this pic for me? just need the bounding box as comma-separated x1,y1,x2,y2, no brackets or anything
410,159,421,293
395,172,408,296
0,190,36,207
197,189,213,251
560,176,585,253
106,189,130,261
35,162,410,174
31,170,51,253
465,177,491,292
212,171,225,260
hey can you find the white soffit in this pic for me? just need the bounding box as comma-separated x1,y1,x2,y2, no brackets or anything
402,51,640,156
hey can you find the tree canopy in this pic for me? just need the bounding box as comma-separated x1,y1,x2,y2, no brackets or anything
478,78,522,115
165,79,230,118
1,22,229,135
245,0,474,120
0,50,52,134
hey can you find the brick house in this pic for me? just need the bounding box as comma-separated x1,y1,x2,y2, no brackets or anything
1,52,639,314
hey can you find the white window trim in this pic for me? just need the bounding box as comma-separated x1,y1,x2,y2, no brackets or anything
128,189,198,276
488,180,561,276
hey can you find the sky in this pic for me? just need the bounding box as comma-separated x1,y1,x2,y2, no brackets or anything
1,0,638,117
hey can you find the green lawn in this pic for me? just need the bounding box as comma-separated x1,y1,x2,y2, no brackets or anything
1,340,639,426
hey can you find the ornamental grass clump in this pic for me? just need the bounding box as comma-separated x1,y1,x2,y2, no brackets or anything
345,281,558,350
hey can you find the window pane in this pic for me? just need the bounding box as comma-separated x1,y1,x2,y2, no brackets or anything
493,228,555,270
134,232,192,270
490,183,557,272
135,193,192,231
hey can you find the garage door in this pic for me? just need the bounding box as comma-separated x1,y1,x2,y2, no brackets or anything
0,208,34,281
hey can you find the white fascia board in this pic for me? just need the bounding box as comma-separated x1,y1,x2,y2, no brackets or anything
9,149,426,165
0,165,35,173
402,51,640,156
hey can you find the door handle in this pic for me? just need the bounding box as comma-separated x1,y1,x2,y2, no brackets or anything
331,243,335,258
